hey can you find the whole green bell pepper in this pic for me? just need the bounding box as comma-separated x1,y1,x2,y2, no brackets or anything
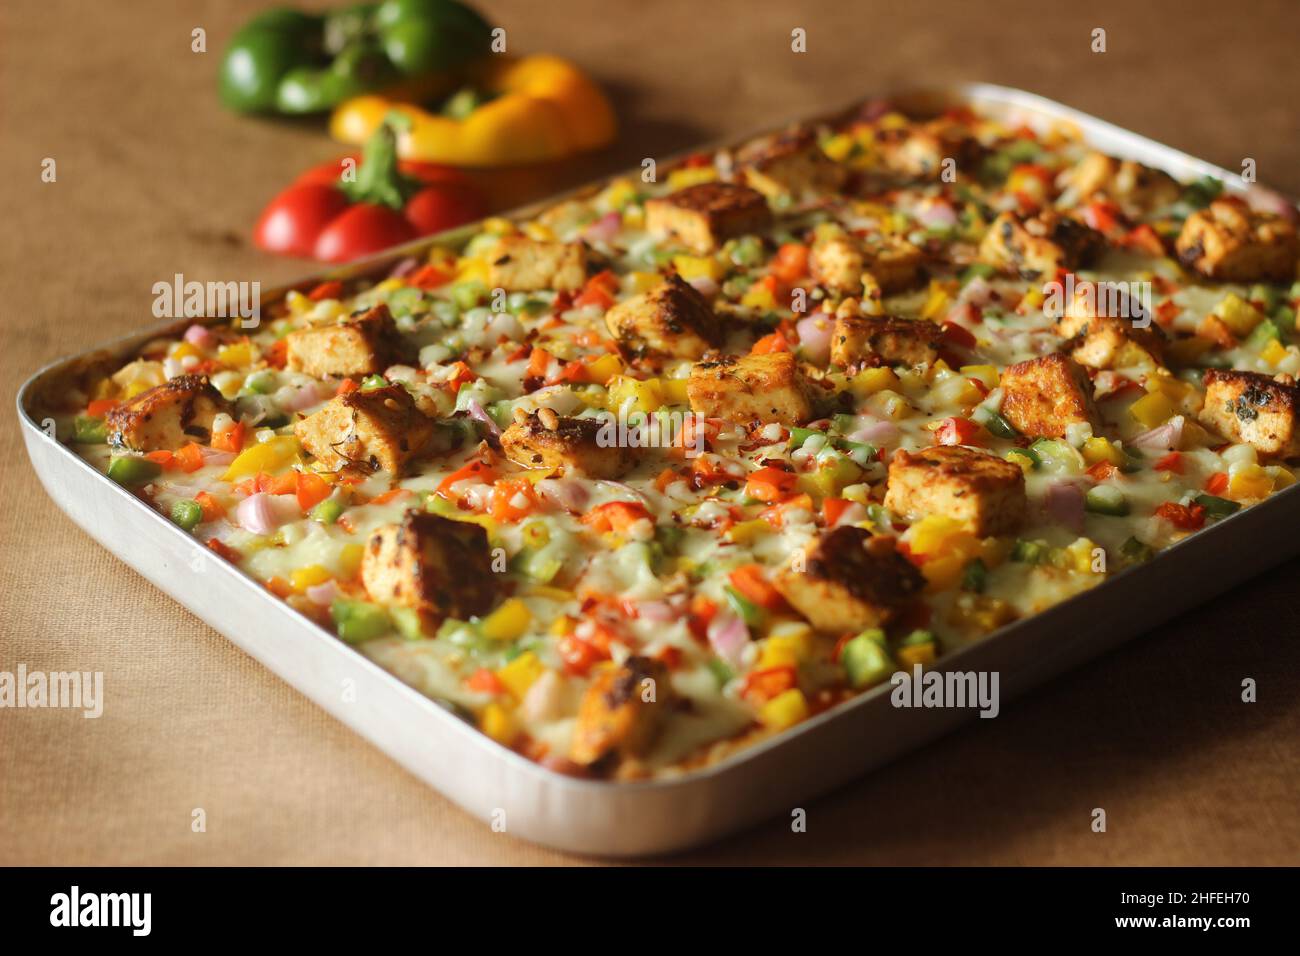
219,0,493,115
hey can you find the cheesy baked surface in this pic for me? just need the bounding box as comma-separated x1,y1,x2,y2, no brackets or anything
49,102,1300,778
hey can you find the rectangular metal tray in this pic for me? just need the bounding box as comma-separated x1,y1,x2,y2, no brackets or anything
19,83,1300,857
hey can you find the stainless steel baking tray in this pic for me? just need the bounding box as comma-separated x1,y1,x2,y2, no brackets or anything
19,83,1300,857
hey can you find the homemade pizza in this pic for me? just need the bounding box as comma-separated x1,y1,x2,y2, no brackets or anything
46,101,1300,778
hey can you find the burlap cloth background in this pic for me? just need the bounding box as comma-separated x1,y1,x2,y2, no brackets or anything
2,0,1298,865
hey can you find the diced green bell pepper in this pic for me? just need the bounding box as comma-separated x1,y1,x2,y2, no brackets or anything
331,598,392,644
842,629,894,689
107,456,162,486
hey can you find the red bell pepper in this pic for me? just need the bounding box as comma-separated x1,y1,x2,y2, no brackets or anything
254,117,485,263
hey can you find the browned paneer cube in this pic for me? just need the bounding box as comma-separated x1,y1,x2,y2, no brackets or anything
1054,282,1166,370
569,656,673,766
739,129,847,200
884,445,1027,537
999,353,1099,438
360,510,497,630
293,383,435,475
1200,369,1300,459
1059,151,1180,216
979,210,1105,280
644,182,772,253
485,236,589,292
687,352,814,426
285,303,408,380
105,374,229,452
775,527,924,633
604,274,722,361
878,118,985,180
831,314,943,369
499,410,635,478
810,231,924,295
1175,198,1298,283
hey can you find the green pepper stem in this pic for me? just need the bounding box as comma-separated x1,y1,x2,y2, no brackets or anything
338,114,417,210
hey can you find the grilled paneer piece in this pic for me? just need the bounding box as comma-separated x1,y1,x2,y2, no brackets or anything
878,118,984,180
1060,151,1180,216
105,374,229,452
361,510,497,630
500,410,635,478
285,303,408,379
645,182,772,253
831,314,943,369
999,353,1099,439
979,210,1105,279
884,445,1027,536
486,236,589,292
775,527,924,632
739,129,847,200
293,383,435,475
569,656,673,766
1054,283,1165,370
810,232,924,295
604,274,722,361
1175,199,1298,283
1200,369,1300,459
687,352,814,426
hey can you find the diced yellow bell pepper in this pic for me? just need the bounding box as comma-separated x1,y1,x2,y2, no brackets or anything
222,436,300,480
456,257,490,284
628,270,661,294
907,515,974,559
1082,437,1124,466
290,564,331,593
960,364,999,389
820,133,855,162
482,217,516,236
865,389,911,421
170,340,200,361
1128,392,1175,429
741,282,778,311
672,255,724,283
584,353,624,386
849,367,901,398
373,277,405,295
338,543,365,579
659,379,690,404
919,282,952,321
758,623,814,671
1260,338,1288,366
548,615,576,636
1214,293,1264,337
759,688,809,731
523,222,556,241
608,375,663,413
598,178,639,211
623,206,645,229
480,598,533,641
1018,286,1045,312
1229,463,1273,500
480,702,518,746
217,341,252,368
896,641,937,668
1063,537,1102,574
667,167,718,189
726,519,772,545
1006,449,1036,475
524,584,573,602
497,651,545,699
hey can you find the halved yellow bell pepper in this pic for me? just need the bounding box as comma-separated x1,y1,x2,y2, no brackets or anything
330,54,615,167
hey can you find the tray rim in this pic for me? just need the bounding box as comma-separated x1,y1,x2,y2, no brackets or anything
16,80,1300,801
